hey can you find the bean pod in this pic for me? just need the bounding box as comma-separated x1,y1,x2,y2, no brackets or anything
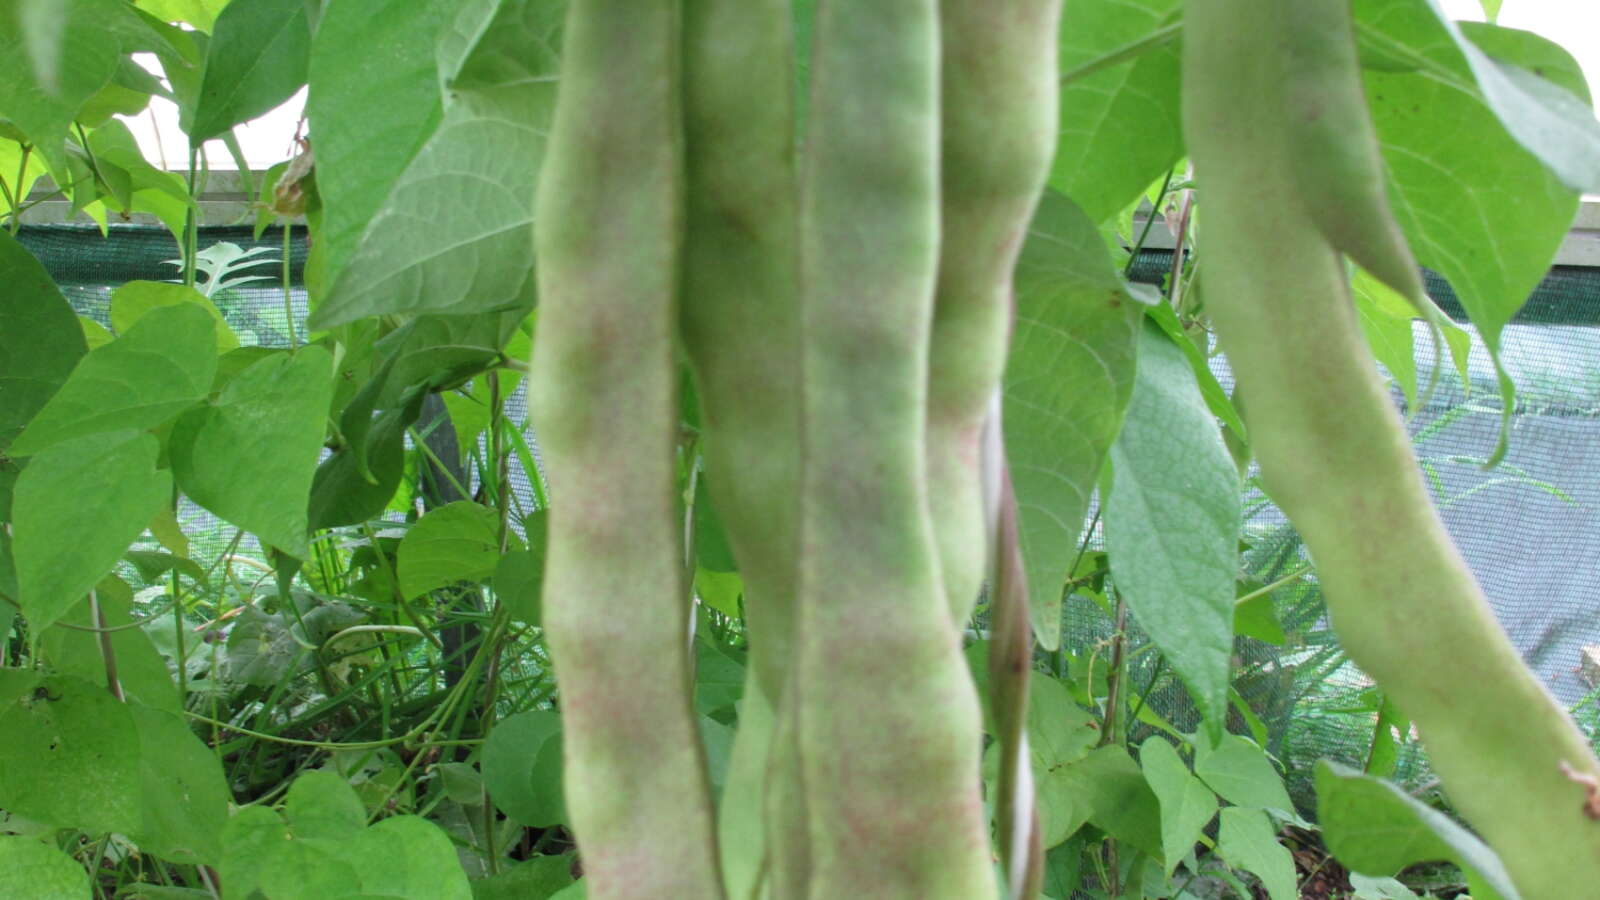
529,1,723,896
1183,1,1600,894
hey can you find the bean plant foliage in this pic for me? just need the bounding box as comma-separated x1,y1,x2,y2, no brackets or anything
0,0,1597,898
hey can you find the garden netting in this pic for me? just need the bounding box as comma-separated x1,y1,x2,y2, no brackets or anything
18,223,1600,810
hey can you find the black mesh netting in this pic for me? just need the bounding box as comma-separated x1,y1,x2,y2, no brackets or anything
19,224,1600,812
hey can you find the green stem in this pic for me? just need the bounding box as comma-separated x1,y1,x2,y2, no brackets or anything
281,223,298,348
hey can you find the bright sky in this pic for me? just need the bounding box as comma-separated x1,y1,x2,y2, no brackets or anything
123,1,1600,172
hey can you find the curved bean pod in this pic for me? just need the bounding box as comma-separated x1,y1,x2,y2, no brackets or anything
787,1,995,895
928,0,1064,625
529,2,724,896
1280,0,1429,314
679,1,805,895
1184,2,1600,895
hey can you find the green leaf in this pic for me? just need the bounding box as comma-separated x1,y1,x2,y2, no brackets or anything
0,139,46,218
10,302,216,456
699,715,737,796
345,815,473,900
1027,676,1101,779
494,510,546,625
1360,1,1586,463
0,674,142,835
226,605,307,687
189,0,311,141
1056,745,1163,858
0,836,89,900
1051,0,1183,223
220,805,359,900
1105,323,1240,741
111,281,238,353
84,119,195,241
1138,737,1218,874
0,232,87,451
481,709,565,828
305,0,452,284
694,568,742,620
130,704,230,866
1215,807,1298,900
135,0,230,32
694,640,746,721
398,501,503,600
308,401,420,529
169,346,333,558
1193,733,1295,814
1452,24,1600,194
0,0,154,175
40,583,180,714
1316,760,1521,900
13,432,171,631
308,0,563,328
286,769,367,840
1233,590,1287,646
468,856,575,900
1003,189,1143,650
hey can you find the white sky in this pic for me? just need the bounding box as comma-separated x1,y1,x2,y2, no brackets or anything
122,1,1599,172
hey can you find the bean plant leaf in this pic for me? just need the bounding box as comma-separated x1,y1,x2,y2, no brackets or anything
398,500,503,600
0,836,89,900
135,0,230,32
1357,2,1591,463
1193,733,1295,814
482,709,566,828
169,346,333,558
223,772,471,899
111,281,239,353
10,302,216,456
468,856,576,900
1057,745,1163,857
188,0,311,141
1051,0,1183,224
13,432,171,631
1105,323,1240,742
308,0,564,328
0,233,86,451
1138,737,1218,874
226,606,306,687
308,401,421,529
1215,807,1299,900
995,673,1101,849
286,769,367,841
346,815,473,900
1003,189,1143,650
130,704,231,866
305,0,452,284
40,584,180,714
494,509,546,625
1316,761,1521,900
0,0,154,175
221,805,361,900
0,674,142,835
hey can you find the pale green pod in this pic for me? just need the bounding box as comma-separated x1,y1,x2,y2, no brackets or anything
1184,1,1600,895
529,1,724,896
1281,0,1431,315
787,0,995,895
679,0,806,894
929,0,1064,625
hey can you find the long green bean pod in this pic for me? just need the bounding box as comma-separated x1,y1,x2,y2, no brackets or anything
678,1,805,895
1280,0,1429,313
787,1,995,895
529,2,724,896
1183,1,1600,895
928,0,1064,624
